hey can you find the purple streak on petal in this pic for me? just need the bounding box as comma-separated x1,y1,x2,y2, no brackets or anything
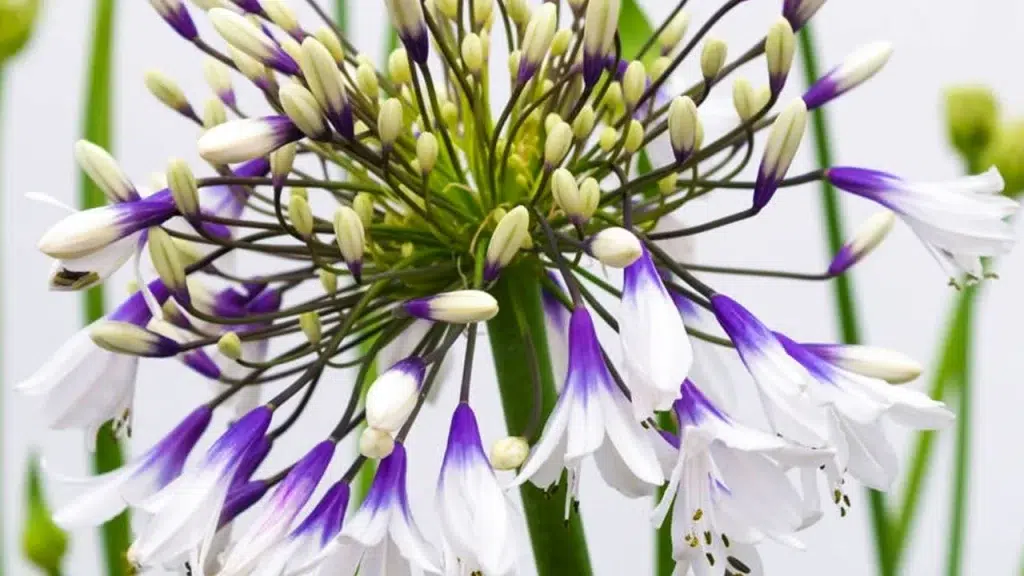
268,51,301,76
231,0,265,14
441,404,489,472
329,102,355,141
659,429,680,450
774,331,837,384
674,379,728,426
710,294,774,353
112,193,179,237
292,481,351,546
670,290,700,324
139,406,213,487
363,442,410,516
541,272,570,331
243,282,268,299
108,279,171,325
218,481,269,528
483,262,501,283
623,247,661,298
401,28,430,65
183,349,222,379
403,298,434,321
347,260,363,283
265,441,335,517
236,157,272,178
827,244,859,276
158,4,199,40
801,75,840,111
266,116,305,146
205,406,273,469
389,357,427,389
213,288,250,318
583,51,606,87
231,436,272,489
566,307,616,397
145,332,186,358
247,288,283,315
826,167,902,210
753,164,779,210
782,0,804,29
516,60,539,86
219,88,237,108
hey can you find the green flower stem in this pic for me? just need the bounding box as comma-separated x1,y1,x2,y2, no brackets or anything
488,263,593,576
655,411,676,576
334,0,346,35
81,1,129,575
945,288,975,576
798,25,896,575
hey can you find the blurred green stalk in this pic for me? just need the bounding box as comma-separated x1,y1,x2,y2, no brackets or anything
0,62,6,576
81,1,129,575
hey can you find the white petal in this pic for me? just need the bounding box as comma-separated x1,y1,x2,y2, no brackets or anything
511,390,572,487
830,410,897,490
389,510,441,573
597,389,664,490
52,467,134,527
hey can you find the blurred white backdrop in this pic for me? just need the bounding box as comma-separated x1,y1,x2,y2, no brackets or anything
4,0,1024,574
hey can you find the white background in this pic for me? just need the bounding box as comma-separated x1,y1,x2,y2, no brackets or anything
4,0,1024,574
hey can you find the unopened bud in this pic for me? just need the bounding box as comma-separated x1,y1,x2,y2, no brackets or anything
462,33,484,74
279,82,327,139
945,85,1000,163
334,206,366,280
145,69,198,120
485,205,530,281
805,344,924,385
490,436,530,470
166,158,199,217
650,56,671,82
508,50,522,81
319,269,338,294
551,28,572,57
389,48,412,85
624,120,644,155
288,194,315,238
74,140,138,203
366,357,426,432
583,0,622,85
658,11,690,54
472,0,493,27
803,42,892,110
599,126,618,152
314,27,345,63
573,105,596,141
203,56,236,107
553,169,598,225
209,7,300,75
587,227,642,268
378,98,404,148
518,4,557,83
783,0,826,31
270,142,297,192
261,0,301,38
417,133,439,175
544,120,573,168
299,37,353,138
765,18,796,94
754,99,807,209
148,227,189,301
203,98,228,129
436,0,458,19
403,290,499,323
300,311,322,345
91,321,180,357
507,0,529,24
982,120,1024,198
217,332,243,360
359,427,396,459
668,96,700,161
356,63,380,100
827,210,896,275
732,78,757,121
353,193,375,227
622,61,647,109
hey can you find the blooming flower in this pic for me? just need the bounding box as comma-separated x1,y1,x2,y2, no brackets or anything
513,307,664,499
253,481,350,576
437,404,518,576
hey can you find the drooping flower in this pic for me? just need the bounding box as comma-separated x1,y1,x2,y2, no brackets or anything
513,307,664,499
437,404,518,576
253,481,350,576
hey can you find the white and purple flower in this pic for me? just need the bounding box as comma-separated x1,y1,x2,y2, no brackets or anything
253,481,351,576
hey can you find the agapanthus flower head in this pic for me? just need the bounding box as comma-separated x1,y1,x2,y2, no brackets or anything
24,2,1018,573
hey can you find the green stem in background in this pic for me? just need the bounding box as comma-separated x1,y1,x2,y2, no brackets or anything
488,263,593,576
81,1,128,575
655,411,676,576
798,26,895,575
944,287,975,576
0,62,6,576
334,0,346,35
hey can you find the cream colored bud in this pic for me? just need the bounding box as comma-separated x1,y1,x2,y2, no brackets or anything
668,95,699,159
359,427,396,459
356,63,380,99
602,82,623,112
353,193,375,227
827,210,897,275
314,27,345,63
490,436,530,470
765,18,796,92
583,0,622,70
389,48,412,85
299,311,322,345
520,4,557,76
217,332,243,360
761,99,808,184
508,50,522,81
291,187,308,201
659,11,690,53
261,0,300,36
407,290,499,323
732,78,757,121
148,227,188,294
622,61,647,109
202,98,227,129
579,177,601,212
462,33,484,74
166,158,199,217
817,345,924,385
378,98,404,147
436,0,458,19
598,126,618,152
333,206,366,268
588,227,643,268
279,82,327,138
485,205,530,279
658,174,676,195
416,133,439,175
319,269,338,295
573,105,596,141
299,37,350,125
472,0,493,27
279,36,303,68
544,120,573,167
73,140,136,203
90,321,178,357
624,120,644,155
650,56,671,82
270,142,297,188
202,57,234,102
551,28,572,57
227,46,270,86
544,113,562,135
209,8,288,68
553,169,598,224
145,69,193,117
288,194,315,238
507,0,529,24
700,38,727,79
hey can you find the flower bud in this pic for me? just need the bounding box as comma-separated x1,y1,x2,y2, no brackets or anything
602,81,624,113
314,27,345,63
300,311,322,345
288,194,315,239
385,0,428,64
508,50,522,81
279,82,328,139
74,140,138,203
334,206,366,281
573,105,596,141
0,0,40,62
462,33,484,74
366,358,427,433
783,0,826,31
359,427,396,459
227,45,272,90
389,48,412,85
658,174,676,195
598,127,618,152
982,120,1024,198
21,456,68,576
318,269,338,295
551,28,572,57
700,38,727,80
149,0,199,41
166,158,200,217
270,142,297,192
208,7,300,74
658,11,690,54
805,344,923,385
203,98,228,129
622,61,647,110
353,193,375,227
754,98,807,210
490,436,529,470
91,321,181,357
544,120,573,168
650,56,671,82
357,62,380,99
803,42,892,110
148,227,189,301
765,18,795,94
827,210,896,275
587,227,642,268
518,4,557,83
507,0,529,24
945,85,999,163
417,133,439,175
485,205,529,281
473,0,493,27
378,98,404,149
261,0,301,38
404,290,499,323
668,95,700,162
583,0,622,86
217,331,243,360
145,69,198,121
436,0,458,19
732,78,757,122
299,37,354,138
624,120,644,155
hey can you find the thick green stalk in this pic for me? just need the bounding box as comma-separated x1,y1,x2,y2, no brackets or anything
81,1,129,575
890,289,975,571
944,288,975,576
487,263,593,576
334,0,346,34
798,26,895,574
655,412,676,576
